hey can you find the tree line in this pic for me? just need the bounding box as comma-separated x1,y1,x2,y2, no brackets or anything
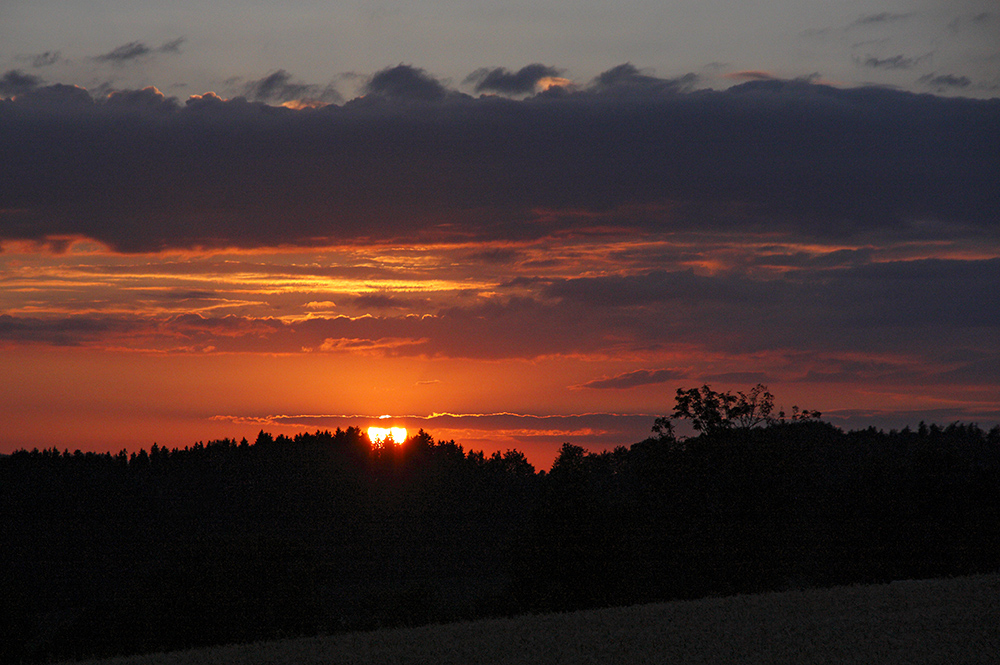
3,387,1000,663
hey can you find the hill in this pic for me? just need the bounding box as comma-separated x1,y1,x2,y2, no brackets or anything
64,574,1000,665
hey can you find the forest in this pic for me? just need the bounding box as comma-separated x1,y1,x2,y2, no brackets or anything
3,386,1000,663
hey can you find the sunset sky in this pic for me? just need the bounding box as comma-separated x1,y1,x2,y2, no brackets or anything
2,0,998,468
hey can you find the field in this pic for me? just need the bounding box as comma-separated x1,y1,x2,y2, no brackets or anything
66,574,999,665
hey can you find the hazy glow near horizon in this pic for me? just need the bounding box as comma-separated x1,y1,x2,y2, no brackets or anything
368,427,407,445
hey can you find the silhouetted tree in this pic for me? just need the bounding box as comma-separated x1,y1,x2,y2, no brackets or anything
666,383,777,435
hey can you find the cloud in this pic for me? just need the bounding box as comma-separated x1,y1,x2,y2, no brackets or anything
861,54,923,70
466,247,521,264
919,73,972,90
27,51,62,68
2,254,997,365
948,12,996,32
158,37,185,54
578,368,685,390
590,64,698,93
363,64,448,101
724,70,777,81
352,294,420,310
0,314,137,346
241,69,342,104
4,82,93,109
94,38,185,63
465,64,563,95
103,86,179,112
1,70,998,253
0,69,42,97
95,42,153,63
851,12,914,27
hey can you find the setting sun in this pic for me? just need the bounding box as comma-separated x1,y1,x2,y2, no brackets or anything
368,426,407,445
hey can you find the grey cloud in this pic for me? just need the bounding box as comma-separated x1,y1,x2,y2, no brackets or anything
158,37,185,54
937,357,1000,385
95,42,153,63
537,257,1000,356
920,73,972,90
862,55,922,70
30,51,62,68
0,314,136,346
242,69,342,104
579,368,685,390
852,12,914,27
590,64,698,93
593,63,659,89
950,13,996,32
104,86,180,112
1,71,998,253
728,70,777,81
4,82,93,109
95,38,185,63
0,70,42,97
465,64,562,95
364,64,448,101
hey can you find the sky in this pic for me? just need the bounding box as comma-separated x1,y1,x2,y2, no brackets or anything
1,0,999,469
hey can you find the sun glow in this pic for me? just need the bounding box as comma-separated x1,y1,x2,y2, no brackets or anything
368,426,407,445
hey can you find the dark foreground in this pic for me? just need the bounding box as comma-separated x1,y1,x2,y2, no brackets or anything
67,574,1000,665
4,421,1000,662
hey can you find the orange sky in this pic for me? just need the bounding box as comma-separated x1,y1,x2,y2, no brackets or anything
2,77,999,470
3,232,998,470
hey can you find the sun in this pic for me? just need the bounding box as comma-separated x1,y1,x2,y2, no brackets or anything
368,426,407,446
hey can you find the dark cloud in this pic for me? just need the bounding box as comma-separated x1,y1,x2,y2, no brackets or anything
4,82,93,109
851,12,914,27
241,69,342,104
0,314,136,346
95,42,153,63
0,70,42,97
537,257,1000,356
579,368,685,390
862,55,921,70
544,270,767,308
363,64,448,101
158,37,185,54
590,64,698,93
465,64,562,95
466,248,521,264
919,73,972,90
938,357,1000,385
95,39,185,63
103,86,179,112
1,256,997,362
1,71,998,253
29,51,62,68
703,372,772,384
726,70,777,81
352,294,420,310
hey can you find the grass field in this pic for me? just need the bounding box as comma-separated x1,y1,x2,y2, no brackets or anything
67,574,999,664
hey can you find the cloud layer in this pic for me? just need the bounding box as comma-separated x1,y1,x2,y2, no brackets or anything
2,68,997,253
